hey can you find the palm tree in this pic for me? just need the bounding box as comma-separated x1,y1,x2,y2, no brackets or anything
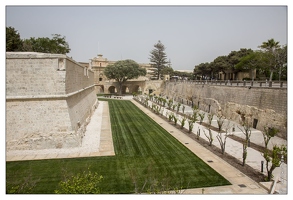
259,39,281,81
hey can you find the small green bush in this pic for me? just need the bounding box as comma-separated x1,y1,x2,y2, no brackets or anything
54,170,103,194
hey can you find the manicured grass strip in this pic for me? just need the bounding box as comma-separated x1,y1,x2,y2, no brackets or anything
6,99,230,194
106,99,230,189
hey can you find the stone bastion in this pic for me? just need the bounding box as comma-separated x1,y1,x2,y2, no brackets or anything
6,52,98,150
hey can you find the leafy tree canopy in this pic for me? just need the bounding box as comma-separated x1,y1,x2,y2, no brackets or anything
6,26,70,54
258,38,284,81
104,59,146,94
6,26,23,51
235,51,265,71
22,34,70,54
161,66,174,76
193,42,287,81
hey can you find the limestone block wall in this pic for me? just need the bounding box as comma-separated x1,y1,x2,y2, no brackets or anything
6,53,66,96
6,52,98,150
143,80,164,95
162,82,287,139
65,59,93,93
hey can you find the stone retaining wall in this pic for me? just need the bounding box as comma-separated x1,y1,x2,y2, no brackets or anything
162,82,287,139
6,52,98,150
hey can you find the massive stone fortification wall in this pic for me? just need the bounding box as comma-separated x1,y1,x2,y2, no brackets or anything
162,82,287,139
6,52,98,150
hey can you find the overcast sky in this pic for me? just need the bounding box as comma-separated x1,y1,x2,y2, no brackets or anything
5,4,288,70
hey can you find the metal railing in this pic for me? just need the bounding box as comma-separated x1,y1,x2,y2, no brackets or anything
168,80,287,88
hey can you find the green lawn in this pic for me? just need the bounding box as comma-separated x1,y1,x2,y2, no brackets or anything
6,99,230,194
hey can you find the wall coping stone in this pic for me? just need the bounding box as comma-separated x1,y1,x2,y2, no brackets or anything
6,84,95,101
6,52,93,72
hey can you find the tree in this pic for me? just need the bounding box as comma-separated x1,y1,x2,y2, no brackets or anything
212,56,231,80
188,119,194,133
262,126,279,149
149,40,169,80
203,114,214,146
227,48,253,67
235,51,265,81
216,120,232,155
161,66,174,79
193,48,259,81
104,59,146,95
198,112,205,125
238,118,252,166
275,45,287,81
263,145,287,181
261,126,287,181
226,48,253,80
179,116,187,129
258,38,281,81
6,26,23,51
194,62,213,80
22,34,71,54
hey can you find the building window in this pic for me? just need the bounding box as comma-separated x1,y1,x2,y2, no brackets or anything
99,78,103,81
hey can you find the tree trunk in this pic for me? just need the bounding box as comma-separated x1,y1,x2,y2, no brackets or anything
269,71,273,81
242,151,247,166
157,68,160,80
242,143,247,166
118,82,123,95
267,166,276,181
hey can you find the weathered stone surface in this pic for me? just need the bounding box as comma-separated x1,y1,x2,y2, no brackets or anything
162,82,287,139
6,52,98,150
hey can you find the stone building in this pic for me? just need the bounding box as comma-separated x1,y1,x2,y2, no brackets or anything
88,54,157,94
218,69,257,81
6,52,98,150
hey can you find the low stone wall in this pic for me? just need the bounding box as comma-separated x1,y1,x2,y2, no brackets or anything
162,82,287,139
6,52,98,150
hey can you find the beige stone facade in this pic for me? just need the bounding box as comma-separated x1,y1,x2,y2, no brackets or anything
6,52,98,150
88,54,158,94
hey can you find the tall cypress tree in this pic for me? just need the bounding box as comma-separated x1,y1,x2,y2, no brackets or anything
149,40,169,80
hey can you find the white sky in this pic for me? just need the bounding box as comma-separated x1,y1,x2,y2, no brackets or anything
4,1,288,70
